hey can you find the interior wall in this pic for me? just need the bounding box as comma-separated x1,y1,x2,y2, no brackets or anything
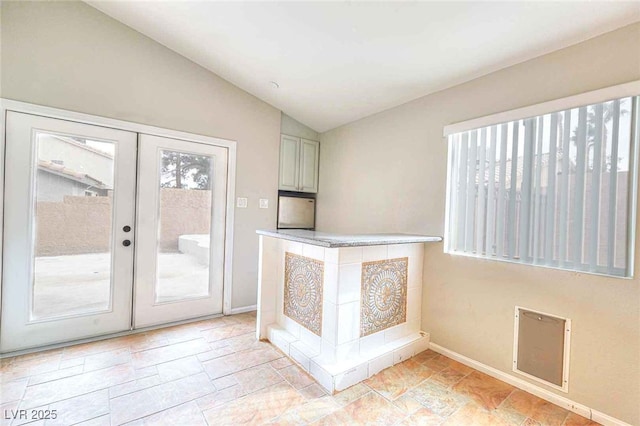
0,1,281,310
281,113,320,141
318,23,640,424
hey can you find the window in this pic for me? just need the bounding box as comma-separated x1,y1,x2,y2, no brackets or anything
445,95,639,277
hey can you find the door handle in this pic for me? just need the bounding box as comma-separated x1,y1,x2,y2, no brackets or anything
123,240,132,247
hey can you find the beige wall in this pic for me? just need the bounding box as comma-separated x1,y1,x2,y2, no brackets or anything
1,1,281,309
318,23,640,424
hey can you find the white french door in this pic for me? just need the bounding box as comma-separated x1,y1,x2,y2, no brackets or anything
134,134,227,328
1,112,137,352
1,112,230,353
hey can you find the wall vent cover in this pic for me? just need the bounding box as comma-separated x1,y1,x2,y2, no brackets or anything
513,307,571,392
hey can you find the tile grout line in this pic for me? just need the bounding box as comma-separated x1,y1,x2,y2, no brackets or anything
129,342,215,371
109,365,296,425
200,353,288,382
311,387,375,425
106,375,161,400
69,413,109,426
27,365,86,387
198,372,315,424
57,328,220,361
19,370,138,410
22,361,134,388
269,361,316,394
108,370,213,400
107,386,215,425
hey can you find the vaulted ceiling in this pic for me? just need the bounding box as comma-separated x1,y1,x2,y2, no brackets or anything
87,1,640,132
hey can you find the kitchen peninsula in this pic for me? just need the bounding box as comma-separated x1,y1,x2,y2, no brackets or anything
255,229,442,393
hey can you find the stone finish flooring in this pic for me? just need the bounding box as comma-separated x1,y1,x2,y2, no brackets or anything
0,312,599,425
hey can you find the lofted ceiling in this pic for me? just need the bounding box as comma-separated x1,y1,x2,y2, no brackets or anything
87,1,640,133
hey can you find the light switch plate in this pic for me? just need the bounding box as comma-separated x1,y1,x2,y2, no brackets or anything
259,199,269,209
237,197,248,208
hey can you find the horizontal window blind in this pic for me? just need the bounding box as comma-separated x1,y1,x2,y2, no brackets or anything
445,96,639,277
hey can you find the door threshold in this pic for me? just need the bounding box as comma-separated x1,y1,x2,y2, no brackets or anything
0,312,225,359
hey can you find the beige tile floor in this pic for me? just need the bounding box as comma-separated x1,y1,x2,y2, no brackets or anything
0,312,599,425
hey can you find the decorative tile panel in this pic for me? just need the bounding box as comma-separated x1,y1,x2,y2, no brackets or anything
284,252,324,336
360,257,408,337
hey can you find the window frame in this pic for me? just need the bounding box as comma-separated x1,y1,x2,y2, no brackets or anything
443,82,640,279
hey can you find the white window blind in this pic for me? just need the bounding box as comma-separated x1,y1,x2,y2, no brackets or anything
445,96,639,277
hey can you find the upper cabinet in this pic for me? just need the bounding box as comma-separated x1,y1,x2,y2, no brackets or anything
279,135,300,191
299,138,319,192
278,135,319,193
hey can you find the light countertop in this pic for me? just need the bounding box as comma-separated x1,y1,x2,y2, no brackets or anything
256,229,442,248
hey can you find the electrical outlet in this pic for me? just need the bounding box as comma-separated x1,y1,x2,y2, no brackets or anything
236,197,248,208
259,198,269,209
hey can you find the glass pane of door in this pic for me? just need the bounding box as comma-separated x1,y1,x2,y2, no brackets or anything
1,112,137,353
33,132,116,319
156,150,214,303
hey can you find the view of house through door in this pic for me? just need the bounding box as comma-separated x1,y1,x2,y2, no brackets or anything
1,112,229,353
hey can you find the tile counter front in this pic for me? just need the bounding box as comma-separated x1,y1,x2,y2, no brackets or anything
256,230,442,394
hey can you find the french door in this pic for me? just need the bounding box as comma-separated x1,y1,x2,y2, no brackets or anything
1,112,137,352
134,134,227,328
1,112,228,352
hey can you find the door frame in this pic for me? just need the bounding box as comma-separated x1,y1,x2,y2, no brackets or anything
0,99,238,331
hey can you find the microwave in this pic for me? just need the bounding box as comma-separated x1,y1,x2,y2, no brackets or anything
277,195,315,229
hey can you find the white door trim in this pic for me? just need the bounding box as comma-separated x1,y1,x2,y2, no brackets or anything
0,98,237,325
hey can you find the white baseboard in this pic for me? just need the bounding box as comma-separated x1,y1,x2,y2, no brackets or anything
229,304,257,315
429,343,632,426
